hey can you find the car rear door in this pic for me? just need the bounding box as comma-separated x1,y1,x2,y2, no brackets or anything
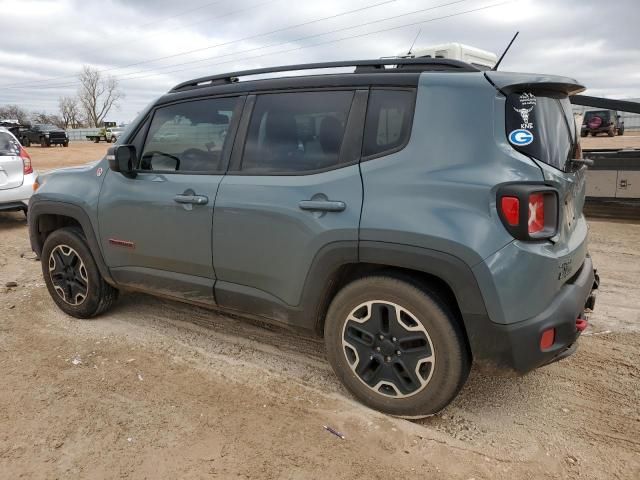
0,132,23,191
98,96,244,303
211,90,366,322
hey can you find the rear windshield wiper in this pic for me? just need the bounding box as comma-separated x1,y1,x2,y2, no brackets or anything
566,158,594,171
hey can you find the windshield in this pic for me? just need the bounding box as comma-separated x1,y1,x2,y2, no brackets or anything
506,91,576,171
0,132,20,156
37,124,59,131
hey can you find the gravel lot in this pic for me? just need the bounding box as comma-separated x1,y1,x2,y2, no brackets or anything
0,141,638,479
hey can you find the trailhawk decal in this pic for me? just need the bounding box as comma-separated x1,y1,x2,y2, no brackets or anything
509,129,534,146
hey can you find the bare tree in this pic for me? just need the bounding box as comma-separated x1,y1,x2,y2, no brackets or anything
31,111,65,129
0,104,30,124
77,65,123,128
58,96,82,128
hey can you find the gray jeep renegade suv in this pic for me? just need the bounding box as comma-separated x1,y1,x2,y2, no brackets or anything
29,59,598,417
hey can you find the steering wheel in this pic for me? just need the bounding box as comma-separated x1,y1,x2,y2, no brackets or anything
141,151,181,171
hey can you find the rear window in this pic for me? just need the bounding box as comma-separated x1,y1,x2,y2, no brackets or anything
0,132,20,156
506,92,576,171
583,110,611,125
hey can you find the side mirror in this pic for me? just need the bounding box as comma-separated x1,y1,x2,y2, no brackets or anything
107,145,137,176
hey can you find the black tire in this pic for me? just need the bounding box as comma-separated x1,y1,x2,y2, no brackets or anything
111,136,117,143
41,227,118,319
618,127,624,136
591,132,597,137
324,275,470,418
580,131,587,138
40,137,49,147
63,141,69,147
94,137,100,143
22,137,31,147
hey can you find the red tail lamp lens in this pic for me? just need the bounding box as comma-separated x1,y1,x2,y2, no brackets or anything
540,328,555,350
20,146,33,175
500,196,520,226
528,193,545,234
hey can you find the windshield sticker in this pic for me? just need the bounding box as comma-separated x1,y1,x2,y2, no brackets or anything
509,129,534,146
519,92,537,107
514,93,537,129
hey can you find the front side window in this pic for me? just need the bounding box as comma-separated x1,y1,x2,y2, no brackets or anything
362,89,415,158
140,97,238,173
241,91,354,173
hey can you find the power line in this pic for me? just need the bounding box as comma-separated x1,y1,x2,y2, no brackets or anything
66,0,280,63
3,0,466,91
91,0,472,83
0,0,397,89
7,0,513,92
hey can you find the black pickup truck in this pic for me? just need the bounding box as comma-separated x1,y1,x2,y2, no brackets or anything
20,124,69,147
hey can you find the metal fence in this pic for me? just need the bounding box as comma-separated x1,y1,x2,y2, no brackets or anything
65,128,100,141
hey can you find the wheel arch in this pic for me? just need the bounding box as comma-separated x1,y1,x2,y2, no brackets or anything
307,241,491,360
29,200,114,284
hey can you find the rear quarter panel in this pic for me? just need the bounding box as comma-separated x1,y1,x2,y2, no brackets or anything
359,72,542,267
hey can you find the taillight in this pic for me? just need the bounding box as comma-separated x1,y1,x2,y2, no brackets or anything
19,146,33,175
497,185,558,241
500,197,519,226
528,193,545,234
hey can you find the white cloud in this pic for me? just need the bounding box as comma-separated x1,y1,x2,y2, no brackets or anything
0,0,638,123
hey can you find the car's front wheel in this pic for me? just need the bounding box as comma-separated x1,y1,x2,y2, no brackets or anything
41,227,118,319
324,275,470,418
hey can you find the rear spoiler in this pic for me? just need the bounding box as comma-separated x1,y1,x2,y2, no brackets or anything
484,71,585,96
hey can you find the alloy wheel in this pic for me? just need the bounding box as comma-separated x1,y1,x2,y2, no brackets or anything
48,244,89,306
341,300,435,398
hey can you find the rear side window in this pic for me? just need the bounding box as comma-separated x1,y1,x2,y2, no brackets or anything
506,92,576,171
363,89,414,158
0,132,19,156
241,91,354,173
140,97,238,173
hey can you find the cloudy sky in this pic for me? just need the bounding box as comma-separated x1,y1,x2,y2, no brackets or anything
0,0,638,123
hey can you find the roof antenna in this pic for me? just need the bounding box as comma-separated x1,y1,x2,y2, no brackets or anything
407,28,422,57
492,31,519,71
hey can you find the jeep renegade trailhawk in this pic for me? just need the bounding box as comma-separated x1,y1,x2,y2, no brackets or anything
29,59,599,417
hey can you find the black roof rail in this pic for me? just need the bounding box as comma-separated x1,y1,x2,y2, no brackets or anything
169,58,478,92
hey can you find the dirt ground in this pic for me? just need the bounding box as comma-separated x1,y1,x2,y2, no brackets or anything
1,141,639,479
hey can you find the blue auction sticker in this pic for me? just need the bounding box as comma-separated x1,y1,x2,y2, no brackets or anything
509,129,534,146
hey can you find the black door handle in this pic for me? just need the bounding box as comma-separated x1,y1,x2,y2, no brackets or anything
298,200,346,212
174,194,209,205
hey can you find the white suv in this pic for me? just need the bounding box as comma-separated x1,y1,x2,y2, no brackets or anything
0,127,37,215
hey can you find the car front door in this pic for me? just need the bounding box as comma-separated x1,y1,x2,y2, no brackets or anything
212,90,366,326
98,96,243,304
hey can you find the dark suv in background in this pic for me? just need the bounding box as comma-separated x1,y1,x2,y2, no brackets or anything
20,123,69,147
581,110,624,137
29,59,598,417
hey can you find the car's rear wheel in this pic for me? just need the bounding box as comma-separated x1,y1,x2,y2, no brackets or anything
111,136,117,143
324,275,470,418
22,137,30,147
618,127,624,136
41,227,118,319
63,141,69,147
